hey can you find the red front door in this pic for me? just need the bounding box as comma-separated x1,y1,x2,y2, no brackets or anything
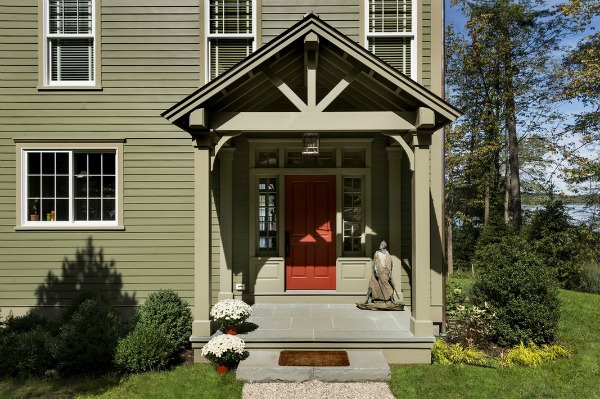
285,175,336,290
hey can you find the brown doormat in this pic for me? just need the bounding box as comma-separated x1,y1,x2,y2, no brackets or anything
278,350,350,367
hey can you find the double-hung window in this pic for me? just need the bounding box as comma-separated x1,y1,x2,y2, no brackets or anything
366,0,415,79
206,0,255,81
19,144,122,227
44,0,96,86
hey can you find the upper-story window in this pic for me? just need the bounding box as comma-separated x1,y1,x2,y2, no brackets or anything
44,0,97,86
366,0,415,79
206,0,255,81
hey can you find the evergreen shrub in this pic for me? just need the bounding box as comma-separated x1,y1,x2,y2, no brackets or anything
61,291,111,323
579,260,600,294
135,289,192,351
53,298,125,375
524,200,585,289
471,235,560,347
0,327,55,378
1,311,51,334
114,323,177,373
0,312,56,378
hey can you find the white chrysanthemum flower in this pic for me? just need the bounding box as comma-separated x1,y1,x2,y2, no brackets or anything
201,334,247,364
210,299,252,326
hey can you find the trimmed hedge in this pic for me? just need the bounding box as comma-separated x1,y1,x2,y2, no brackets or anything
135,289,192,351
114,323,178,373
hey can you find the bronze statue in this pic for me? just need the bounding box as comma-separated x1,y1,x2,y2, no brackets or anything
357,241,405,311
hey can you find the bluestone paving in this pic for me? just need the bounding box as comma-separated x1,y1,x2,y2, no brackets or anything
236,350,390,382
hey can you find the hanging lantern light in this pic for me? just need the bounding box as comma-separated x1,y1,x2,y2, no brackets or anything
302,133,319,156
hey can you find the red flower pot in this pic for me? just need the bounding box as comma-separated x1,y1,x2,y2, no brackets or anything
216,364,229,374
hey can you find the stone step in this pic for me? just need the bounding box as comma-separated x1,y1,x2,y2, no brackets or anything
236,350,390,383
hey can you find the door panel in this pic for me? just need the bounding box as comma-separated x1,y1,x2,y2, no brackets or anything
285,175,336,290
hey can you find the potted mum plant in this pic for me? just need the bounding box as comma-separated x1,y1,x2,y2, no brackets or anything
210,298,252,334
201,334,249,374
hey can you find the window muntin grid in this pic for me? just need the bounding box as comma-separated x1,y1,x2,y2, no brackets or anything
366,0,415,78
207,0,255,80
24,150,117,224
343,177,363,253
258,177,277,252
46,0,95,84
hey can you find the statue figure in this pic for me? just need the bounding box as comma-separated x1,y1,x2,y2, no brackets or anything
357,241,404,311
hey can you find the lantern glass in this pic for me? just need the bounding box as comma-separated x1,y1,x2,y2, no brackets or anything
302,133,319,156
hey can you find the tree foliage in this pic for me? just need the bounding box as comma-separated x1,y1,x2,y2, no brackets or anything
557,0,600,187
446,0,565,229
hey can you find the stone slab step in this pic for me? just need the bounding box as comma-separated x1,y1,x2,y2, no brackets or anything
236,350,390,383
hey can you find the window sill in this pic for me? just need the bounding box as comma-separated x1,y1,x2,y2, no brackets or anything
37,85,103,91
15,225,125,232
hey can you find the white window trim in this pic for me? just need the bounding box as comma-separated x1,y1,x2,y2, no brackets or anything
204,0,257,82
15,141,124,230
42,0,100,87
364,0,417,80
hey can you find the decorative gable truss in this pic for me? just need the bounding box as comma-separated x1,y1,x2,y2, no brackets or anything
163,15,461,169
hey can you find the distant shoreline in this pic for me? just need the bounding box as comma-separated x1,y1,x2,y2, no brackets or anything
521,194,597,206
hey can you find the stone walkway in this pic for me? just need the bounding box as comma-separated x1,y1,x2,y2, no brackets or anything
236,350,390,382
242,381,396,399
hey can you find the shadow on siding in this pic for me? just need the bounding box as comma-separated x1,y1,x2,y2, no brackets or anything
35,237,137,318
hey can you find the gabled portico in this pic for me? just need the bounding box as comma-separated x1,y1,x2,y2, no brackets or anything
163,14,460,361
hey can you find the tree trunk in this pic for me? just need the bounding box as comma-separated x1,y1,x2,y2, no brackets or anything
504,151,510,223
507,111,522,229
506,109,522,228
505,50,522,229
446,214,454,275
484,179,490,224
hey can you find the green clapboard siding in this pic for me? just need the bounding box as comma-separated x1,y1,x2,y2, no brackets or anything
261,0,360,44
0,0,200,315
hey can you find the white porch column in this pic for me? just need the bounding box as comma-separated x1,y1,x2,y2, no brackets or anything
410,132,434,336
192,139,212,336
386,146,404,302
218,148,235,301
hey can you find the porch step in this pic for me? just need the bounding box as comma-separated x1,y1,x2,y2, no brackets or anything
236,350,390,382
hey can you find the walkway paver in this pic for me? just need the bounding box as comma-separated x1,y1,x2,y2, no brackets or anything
236,350,390,382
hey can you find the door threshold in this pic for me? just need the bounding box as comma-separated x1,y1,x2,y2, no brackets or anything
254,290,364,296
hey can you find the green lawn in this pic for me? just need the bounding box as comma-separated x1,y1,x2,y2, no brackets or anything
0,363,243,399
390,290,600,399
1,290,598,399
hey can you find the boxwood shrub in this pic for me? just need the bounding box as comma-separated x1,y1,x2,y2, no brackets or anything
135,289,192,351
114,323,178,373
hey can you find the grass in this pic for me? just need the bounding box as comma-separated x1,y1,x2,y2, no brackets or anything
0,364,243,399
1,290,598,399
390,289,600,399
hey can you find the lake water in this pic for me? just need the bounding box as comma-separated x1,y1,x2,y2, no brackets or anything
524,203,599,226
